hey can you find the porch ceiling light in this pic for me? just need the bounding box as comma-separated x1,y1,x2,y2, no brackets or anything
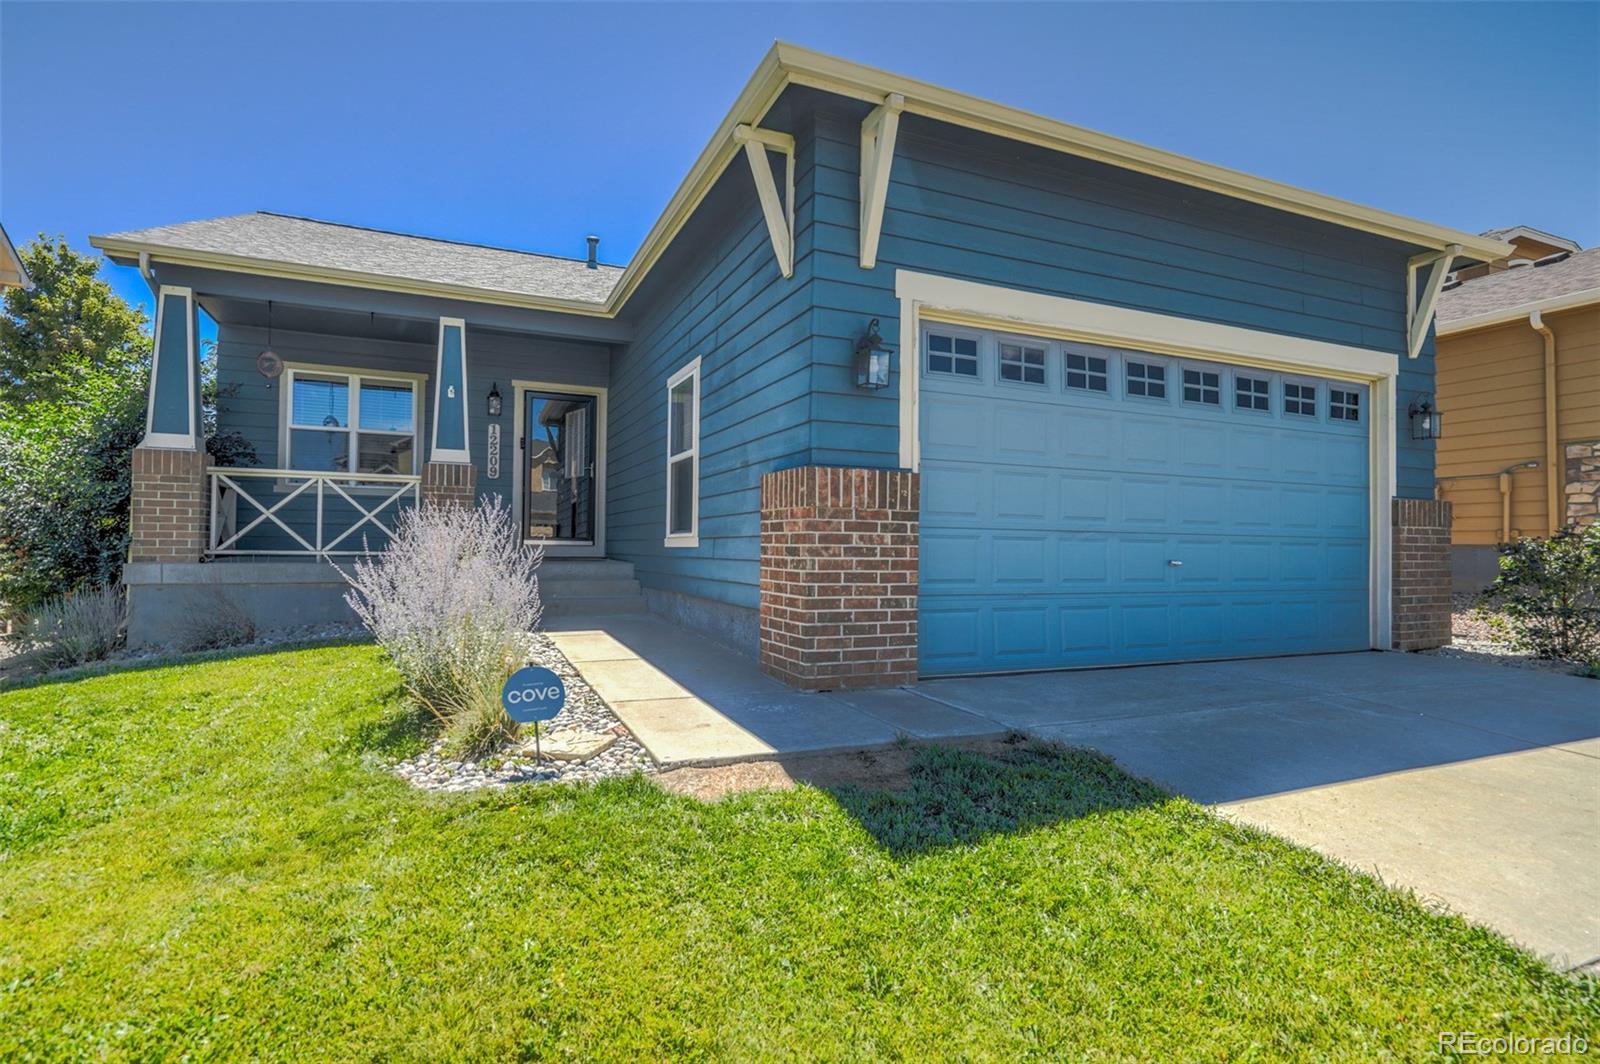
1408,395,1442,440
487,382,503,418
854,318,893,391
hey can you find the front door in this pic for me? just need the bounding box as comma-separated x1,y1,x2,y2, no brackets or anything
523,391,597,543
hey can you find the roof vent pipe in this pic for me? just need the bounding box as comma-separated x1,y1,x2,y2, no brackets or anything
586,235,599,269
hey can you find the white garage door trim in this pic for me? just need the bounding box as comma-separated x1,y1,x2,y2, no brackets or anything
893,269,1398,651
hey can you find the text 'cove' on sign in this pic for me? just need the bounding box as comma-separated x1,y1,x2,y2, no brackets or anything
501,665,566,723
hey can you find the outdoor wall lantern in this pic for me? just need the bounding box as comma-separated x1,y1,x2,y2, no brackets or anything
1408,395,1442,440
487,382,503,418
854,318,893,390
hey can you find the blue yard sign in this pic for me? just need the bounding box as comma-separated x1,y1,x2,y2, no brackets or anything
501,666,566,723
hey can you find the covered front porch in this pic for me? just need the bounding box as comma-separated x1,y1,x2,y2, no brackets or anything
101,217,629,645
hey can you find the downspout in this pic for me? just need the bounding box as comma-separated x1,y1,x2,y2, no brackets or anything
1530,309,1560,534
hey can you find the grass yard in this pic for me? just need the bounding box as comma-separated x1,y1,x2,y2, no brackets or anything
2,644,1594,1060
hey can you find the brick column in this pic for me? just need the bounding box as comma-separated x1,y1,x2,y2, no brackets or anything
759,466,918,690
129,446,209,562
1392,498,1453,651
421,462,477,509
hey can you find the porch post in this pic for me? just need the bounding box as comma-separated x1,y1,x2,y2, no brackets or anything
129,286,207,562
423,316,476,508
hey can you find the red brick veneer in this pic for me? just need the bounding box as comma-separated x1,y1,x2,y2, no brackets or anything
129,445,208,562
759,466,919,690
1392,498,1453,650
421,462,477,510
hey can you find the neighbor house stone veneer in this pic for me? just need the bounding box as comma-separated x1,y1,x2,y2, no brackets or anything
1391,498,1453,651
759,467,918,690
1565,441,1600,529
421,461,477,510
129,445,209,563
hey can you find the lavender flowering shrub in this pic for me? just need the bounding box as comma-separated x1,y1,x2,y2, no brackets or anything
340,498,542,754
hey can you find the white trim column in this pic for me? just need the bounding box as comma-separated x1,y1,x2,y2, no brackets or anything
430,316,472,464
141,285,200,449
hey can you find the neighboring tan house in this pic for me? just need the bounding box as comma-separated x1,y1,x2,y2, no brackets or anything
90,43,1513,684
1435,232,1599,589
0,223,32,290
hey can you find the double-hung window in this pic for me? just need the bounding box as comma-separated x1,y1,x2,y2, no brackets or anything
665,357,700,547
285,367,421,476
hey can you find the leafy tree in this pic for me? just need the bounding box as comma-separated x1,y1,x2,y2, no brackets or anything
0,236,150,408
0,238,152,616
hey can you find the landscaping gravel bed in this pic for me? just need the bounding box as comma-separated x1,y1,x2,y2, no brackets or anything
1418,593,1586,675
393,631,655,792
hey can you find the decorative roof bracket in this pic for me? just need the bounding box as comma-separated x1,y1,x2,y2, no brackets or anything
859,92,905,269
1406,243,1463,360
733,124,795,279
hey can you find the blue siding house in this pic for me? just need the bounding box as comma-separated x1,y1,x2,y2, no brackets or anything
94,44,1510,683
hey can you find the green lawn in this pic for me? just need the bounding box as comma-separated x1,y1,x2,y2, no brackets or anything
1,645,1594,1060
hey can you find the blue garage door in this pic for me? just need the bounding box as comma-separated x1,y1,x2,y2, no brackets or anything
918,325,1370,676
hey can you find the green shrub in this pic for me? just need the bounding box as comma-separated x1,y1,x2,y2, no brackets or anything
1479,525,1600,661
20,584,126,671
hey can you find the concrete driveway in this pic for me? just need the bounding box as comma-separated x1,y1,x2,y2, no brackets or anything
550,616,1598,970
911,652,1599,970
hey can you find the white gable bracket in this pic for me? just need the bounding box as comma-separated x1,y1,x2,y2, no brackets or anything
733,125,795,279
859,92,905,269
1405,243,1462,360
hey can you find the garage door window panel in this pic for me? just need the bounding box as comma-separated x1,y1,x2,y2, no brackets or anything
1125,359,1168,400
1181,366,1221,407
926,331,980,378
1329,387,1362,423
1284,380,1319,418
998,340,1047,386
1063,345,1110,394
1235,373,1271,413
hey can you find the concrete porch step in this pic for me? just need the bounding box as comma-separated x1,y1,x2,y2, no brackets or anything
537,558,646,617
540,578,642,599
543,594,648,617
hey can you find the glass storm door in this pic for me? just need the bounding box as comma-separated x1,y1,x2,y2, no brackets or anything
523,391,597,543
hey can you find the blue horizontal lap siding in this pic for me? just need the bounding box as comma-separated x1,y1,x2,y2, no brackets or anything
606,135,819,612
802,105,1436,496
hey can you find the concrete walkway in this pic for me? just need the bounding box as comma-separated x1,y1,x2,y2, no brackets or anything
547,614,1599,969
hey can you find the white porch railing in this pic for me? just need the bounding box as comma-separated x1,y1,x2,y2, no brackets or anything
207,467,421,558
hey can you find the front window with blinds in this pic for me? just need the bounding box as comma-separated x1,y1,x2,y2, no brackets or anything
665,358,700,546
286,369,420,475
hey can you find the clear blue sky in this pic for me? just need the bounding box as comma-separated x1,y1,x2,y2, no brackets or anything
3,2,1596,319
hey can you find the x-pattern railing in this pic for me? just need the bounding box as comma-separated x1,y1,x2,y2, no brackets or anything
207,467,421,557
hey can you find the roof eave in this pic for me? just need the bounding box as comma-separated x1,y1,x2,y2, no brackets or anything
1437,286,1600,336
88,237,615,318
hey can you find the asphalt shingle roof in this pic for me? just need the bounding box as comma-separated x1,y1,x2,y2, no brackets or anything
97,211,621,305
1438,247,1600,324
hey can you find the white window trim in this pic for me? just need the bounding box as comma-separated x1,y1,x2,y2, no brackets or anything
895,269,1399,652
664,357,701,548
511,379,608,558
275,362,428,492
